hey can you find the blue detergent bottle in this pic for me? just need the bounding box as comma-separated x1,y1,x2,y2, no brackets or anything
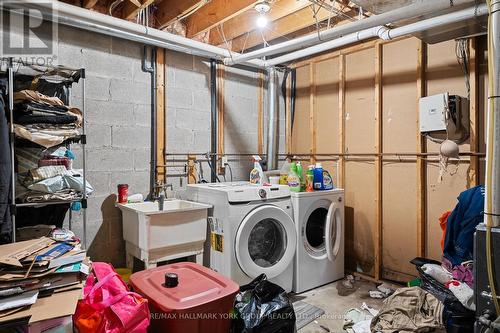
313,162,324,190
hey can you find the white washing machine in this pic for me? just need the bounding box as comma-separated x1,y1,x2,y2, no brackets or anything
291,189,345,293
186,182,297,292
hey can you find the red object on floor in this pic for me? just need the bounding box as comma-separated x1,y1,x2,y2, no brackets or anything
129,262,239,333
439,211,452,251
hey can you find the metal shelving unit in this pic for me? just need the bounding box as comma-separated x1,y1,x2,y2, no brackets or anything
5,59,87,247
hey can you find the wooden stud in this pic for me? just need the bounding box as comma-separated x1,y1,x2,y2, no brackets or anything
258,71,264,156
217,62,225,174
156,48,166,184
286,71,292,155
338,54,346,188
155,0,201,28
469,37,480,187
122,0,154,20
416,40,427,258
187,155,198,184
83,0,99,9
374,43,383,281
310,63,317,165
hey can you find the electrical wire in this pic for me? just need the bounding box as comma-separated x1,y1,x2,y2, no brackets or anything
485,0,500,316
204,152,221,182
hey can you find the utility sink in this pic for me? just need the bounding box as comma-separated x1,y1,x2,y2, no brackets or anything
116,199,212,256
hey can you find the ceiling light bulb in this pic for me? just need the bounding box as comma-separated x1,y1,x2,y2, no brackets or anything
256,15,268,28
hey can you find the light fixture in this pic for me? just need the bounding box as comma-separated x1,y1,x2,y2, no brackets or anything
254,1,271,29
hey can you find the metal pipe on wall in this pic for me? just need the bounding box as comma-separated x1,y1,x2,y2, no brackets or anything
142,46,157,198
210,60,218,182
267,67,279,170
225,0,477,66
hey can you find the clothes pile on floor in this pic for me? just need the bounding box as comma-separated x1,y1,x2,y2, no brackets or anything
0,233,89,331
13,90,82,148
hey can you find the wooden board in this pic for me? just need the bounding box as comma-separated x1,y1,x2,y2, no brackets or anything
292,65,312,154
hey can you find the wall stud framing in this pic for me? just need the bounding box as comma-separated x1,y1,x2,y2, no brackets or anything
469,37,480,186
338,54,346,188
374,43,383,280
156,48,166,183
310,63,317,165
217,62,225,174
258,71,264,156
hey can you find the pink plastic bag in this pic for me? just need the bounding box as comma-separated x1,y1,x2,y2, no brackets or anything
74,262,150,333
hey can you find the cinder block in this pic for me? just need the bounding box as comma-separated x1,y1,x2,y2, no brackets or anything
193,130,211,151
112,125,150,149
86,148,134,172
76,76,111,101
174,108,193,130
166,50,193,70
191,111,211,131
167,87,193,108
110,79,151,104
86,100,135,126
133,104,152,127
166,67,175,87
193,90,211,111
86,171,111,196
166,127,194,152
133,149,150,171
85,124,112,148
174,68,209,90
110,170,149,196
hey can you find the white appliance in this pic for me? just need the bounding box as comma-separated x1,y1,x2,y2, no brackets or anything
186,182,297,291
291,189,345,293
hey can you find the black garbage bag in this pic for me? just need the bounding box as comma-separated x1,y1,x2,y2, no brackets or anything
231,274,296,333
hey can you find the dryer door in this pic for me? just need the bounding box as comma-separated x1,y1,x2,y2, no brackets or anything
325,200,343,262
235,205,297,279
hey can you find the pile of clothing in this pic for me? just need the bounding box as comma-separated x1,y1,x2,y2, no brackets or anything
15,147,93,203
13,90,82,148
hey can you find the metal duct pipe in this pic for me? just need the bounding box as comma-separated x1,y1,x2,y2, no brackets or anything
266,4,487,66
6,0,266,68
225,0,477,66
267,68,279,170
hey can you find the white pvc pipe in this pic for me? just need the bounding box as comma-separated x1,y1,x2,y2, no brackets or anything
10,0,266,68
266,4,487,66
225,0,478,66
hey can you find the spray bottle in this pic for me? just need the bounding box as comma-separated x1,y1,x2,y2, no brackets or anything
249,155,264,185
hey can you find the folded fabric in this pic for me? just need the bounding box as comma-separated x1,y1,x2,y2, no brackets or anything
14,124,80,148
446,280,475,311
452,261,474,288
14,101,82,126
14,90,65,106
27,174,93,195
16,146,58,173
15,101,69,114
28,165,69,183
14,113,77,126
421,263,452,285
38,156,71,169
370,287,444,333
24,189,78,203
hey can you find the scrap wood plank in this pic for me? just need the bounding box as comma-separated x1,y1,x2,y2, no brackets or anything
416,40,427,258
156,48,166,183
469,37,479,187
374,43,383,281
338,54,346,188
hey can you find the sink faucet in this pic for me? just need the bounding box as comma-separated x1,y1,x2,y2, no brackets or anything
158,194,165,211
153,183,174,199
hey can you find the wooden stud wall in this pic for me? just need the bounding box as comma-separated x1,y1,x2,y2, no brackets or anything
288,36,487,281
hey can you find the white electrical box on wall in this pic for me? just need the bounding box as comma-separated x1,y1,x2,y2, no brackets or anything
419,93,469,134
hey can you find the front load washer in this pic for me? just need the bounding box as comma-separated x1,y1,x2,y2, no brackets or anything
291,189,345,293
186,182,297,292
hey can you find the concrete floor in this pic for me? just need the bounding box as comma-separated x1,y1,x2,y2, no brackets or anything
295,279,386,333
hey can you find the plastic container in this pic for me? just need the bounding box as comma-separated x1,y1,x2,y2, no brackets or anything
322,170,334,190
306,165,314,192
287,162,301,192
118,184,129,203
269,176,280,185
296,161,304,191
249,155,264,185
130,262,240,333
313,163,324,190
279,159,291,185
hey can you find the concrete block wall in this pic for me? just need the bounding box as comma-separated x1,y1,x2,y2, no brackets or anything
19,24,285,266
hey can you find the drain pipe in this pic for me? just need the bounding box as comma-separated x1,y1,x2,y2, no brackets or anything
225,0,477,66
266,4,487,66
210,60,218,182
142,46,157,199
267,67,279,170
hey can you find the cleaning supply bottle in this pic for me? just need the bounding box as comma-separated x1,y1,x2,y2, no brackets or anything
313,162,324,190
306,165,315,192
296,161,304,192
279,159,291,185
249,155,264,185
287,162,301,192
322,169,334,190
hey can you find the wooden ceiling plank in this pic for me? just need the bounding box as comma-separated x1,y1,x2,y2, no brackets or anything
184,0,259,38
231,5,357,52
209,0,311,46
83,0,99,9
122,0,154,20
155,0,202,28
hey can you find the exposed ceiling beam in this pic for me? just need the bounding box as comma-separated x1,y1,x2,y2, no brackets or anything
184,0,259,38
155,0,204,28
83,0,99,9
122,0,154,20
209,0,311,46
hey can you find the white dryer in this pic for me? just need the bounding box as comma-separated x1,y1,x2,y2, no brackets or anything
291,189,345,293
186,182,297,292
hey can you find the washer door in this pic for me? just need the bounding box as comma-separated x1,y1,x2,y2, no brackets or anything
235,205,297,279
325,201,342,262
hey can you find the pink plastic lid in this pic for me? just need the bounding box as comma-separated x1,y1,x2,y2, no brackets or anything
130,262,239,311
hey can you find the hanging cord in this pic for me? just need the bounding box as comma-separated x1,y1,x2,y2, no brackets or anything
204,152,221,182
485,0,500,316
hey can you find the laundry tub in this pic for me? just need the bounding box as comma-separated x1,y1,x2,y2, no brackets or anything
130,262,239,333
117,200,211,269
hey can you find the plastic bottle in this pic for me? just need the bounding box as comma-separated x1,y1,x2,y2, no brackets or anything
313,162,324,190
322,170,334,190
249,155,264,185
296,161,304,192
306,165,315,192
279,159,291,185
287,162,301,192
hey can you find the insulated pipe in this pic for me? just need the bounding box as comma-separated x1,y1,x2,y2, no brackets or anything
6,0,266,68
225,0,477,66
267,68,279,170
266,4,488,66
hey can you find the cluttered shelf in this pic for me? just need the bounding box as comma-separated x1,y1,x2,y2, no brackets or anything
1,60,90,245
